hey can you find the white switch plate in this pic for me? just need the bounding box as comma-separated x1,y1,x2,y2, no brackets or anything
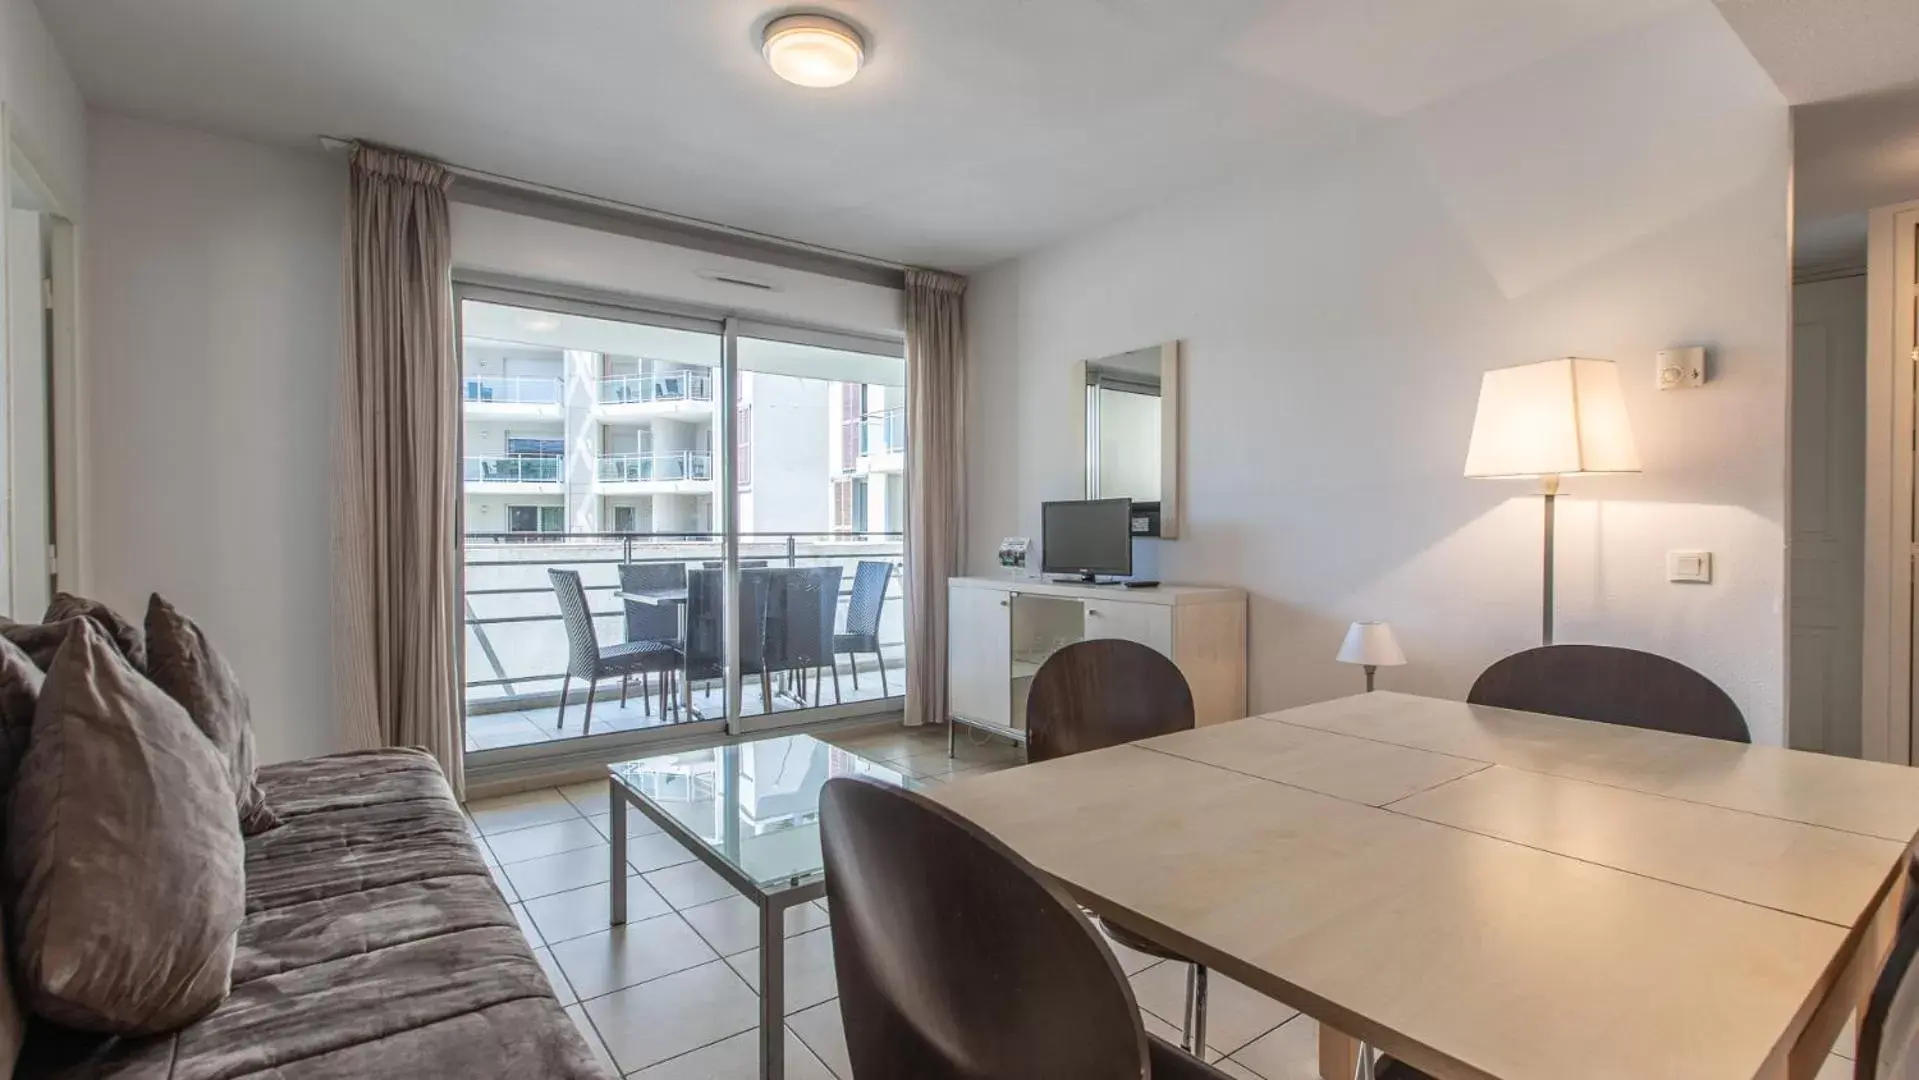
1657,347,1706,390
1667,550,1712,583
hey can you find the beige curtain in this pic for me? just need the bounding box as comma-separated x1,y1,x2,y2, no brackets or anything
333,147,464,795
902,269,968,727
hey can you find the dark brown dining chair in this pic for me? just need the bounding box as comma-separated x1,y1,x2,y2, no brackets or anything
1466,644,1749,743
1026,639,1211,1057
1859,855,1919,1078
820,776,1233,1080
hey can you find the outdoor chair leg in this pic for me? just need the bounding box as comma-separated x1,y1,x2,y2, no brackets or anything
877,651,889,697
641,672,652,716
849,653,860,690
620,674,629,707
557,674,571,730
583,680,597,736
831,656,842,704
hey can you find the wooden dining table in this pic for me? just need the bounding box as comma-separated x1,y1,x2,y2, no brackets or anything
928,691,1919,1080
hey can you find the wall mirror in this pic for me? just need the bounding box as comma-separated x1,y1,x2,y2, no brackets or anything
1074,340,1180,538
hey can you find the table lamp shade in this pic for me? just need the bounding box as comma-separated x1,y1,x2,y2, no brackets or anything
1463,358,1640,479
1337,622,1406,667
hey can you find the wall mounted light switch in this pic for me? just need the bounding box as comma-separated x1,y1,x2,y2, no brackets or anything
1667,550,1712,583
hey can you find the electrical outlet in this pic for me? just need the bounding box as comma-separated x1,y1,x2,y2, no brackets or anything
1667,551,1712,583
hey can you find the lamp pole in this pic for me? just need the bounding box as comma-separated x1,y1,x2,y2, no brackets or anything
1541,474,1559,646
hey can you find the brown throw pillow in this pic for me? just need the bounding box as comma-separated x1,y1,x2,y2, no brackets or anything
44,593,146,670
0,617,71,671
0,636,41,803
7,619,244,1035
144,594,279,835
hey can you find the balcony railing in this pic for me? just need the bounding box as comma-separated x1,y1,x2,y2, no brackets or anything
462,531,906,715
859,408,906,455
600,371,714,405
598,450,714,483
464,375,562,405
464,454,563,483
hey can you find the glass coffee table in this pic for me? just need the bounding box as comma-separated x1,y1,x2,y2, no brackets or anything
607,733,911,1079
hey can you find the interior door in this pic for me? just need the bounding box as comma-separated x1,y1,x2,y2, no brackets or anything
4,208,49,619
1790,276,1867,755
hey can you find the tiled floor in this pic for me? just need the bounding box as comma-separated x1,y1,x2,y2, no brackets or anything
466,721,1860,1078
465,660,904,754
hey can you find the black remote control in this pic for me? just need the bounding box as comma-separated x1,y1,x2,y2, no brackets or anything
1123,580,1160,588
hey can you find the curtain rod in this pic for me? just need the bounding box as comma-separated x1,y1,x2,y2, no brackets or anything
318,135,914,277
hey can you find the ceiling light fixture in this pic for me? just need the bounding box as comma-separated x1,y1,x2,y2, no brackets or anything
762,13,865,88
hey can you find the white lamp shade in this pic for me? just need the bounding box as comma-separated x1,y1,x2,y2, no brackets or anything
1463,358,1641,479
1337,622,1406,667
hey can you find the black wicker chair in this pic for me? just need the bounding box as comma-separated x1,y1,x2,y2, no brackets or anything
764,565,845,706
835,560,895,697
548,568,678,735
683,567,776,712
616,561,687,717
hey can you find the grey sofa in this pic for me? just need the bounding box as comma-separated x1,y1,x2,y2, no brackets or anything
17,747,610,1079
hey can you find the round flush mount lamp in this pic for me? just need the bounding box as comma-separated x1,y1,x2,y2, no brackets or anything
762,13,865,88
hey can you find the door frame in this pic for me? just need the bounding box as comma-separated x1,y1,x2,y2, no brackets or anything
0,110,81,603
1862,200,1919,763
453,274,907,776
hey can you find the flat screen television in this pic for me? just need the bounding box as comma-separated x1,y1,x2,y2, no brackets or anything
1041,498,1134,582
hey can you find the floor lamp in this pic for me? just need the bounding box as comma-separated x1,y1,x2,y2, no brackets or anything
1463,358,1640,646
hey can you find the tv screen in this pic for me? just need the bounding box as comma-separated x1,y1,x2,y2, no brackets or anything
1041,499,1134,580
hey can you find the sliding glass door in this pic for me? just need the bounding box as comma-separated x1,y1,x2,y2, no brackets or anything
456,282,906,765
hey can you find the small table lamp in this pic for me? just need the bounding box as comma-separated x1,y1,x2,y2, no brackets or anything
1337,622,1406,692
1464,358,1640,645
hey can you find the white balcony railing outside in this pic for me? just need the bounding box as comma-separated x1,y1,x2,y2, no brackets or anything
464,376,562,405
598,450,714,483
599,371,714,406
464,454,563,483
859,408,906,455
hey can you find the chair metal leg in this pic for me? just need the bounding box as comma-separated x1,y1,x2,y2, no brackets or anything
848,652,860,690
641,672,652,716
760,671,773,713
877,650,889,697
1353,1043,1377,1080
583,680,597,737
1183,964,1209,1057
556,674,571,730
831,655,842,703
620,674,629,707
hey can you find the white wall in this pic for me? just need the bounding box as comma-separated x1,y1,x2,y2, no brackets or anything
966,6,1795,740
0,0,85,214
84,112,345,764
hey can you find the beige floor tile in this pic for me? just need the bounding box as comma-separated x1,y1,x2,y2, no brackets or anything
486,862,519,904
1098,927,1166,977
1835,1011,1858,1059
1229,1014,1318,1080
1130,961,1297,1061
723,926,839,1016
621,830,702,874
501,846,628,901
484,817,609,865
681,894,831,957
587,809,666,841
466,788,583,835
558,779,613,814
524,875,673,945
583,960,760,1074
646,859,737,909
533,946,577,1006
630,1027,834,1080
1212,1057,1267,1079
549,913,720,1001
1818,1052,1851,1079
510,902,544,948
564,1003,620,1076
786,999,852,1080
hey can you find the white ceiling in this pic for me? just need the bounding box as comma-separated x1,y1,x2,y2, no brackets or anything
40,0,1707,271
1712,0,1919,106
